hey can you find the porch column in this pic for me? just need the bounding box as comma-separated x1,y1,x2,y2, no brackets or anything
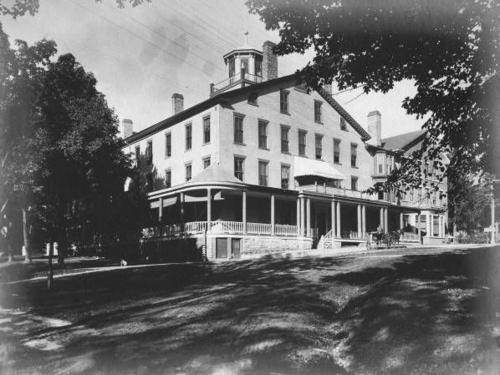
331,200,336,237
336,201,341,238
357,204,362,238
296,198,301,236
306,197,311,237
158,197,163,222
416,214,421,240
399,212,404,230
180,192,185,232
271,194,275,235
379,207,384,231
300,197,305,236
384,207,388,232
426,214,432,236
242,191,247,234
362,205,366,237
206,188,212,230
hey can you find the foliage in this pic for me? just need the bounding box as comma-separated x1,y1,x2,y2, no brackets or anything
246,0,500,192
0,0,151,18
448,173,492,232
0,24,147,260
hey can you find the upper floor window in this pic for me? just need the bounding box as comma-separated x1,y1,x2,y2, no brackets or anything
314,100,322,123
351,176,358,191
185,163,192,182
298,129,307,156
185,124,192,150
350,143,358,167
281,125,290,153
340,117,347,131
165,169,171,188
146,140,153,165
234,114,244,144
258,160,268,186
248,92,258,106
203,156,211,169
376,153,384,174
258,120,268,149
135,145,140,166
203,116,210,144
280,89,289,114
281,164,290,189
315,134,323,160
165,133,171,158
333,138,341,164
234,156,244,181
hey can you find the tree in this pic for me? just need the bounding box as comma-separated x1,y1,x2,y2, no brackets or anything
246,0,500,192
0,26,144,274
448,174,492,232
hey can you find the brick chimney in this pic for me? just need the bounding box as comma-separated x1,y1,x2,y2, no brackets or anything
172,93,184,114
262,41,278,81
121,118,133,139
367,110,382,146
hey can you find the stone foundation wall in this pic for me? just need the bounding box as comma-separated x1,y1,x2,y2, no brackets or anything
242,236,312,257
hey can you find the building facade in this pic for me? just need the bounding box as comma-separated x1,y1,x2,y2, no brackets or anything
122,41,448,260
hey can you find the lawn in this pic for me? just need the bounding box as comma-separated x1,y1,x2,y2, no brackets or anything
0,246,499,374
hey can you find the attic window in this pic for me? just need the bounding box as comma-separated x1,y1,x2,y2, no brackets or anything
248,92,258,106
340,117,347,131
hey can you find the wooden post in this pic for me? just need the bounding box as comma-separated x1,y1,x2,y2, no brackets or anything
357,204,362,238
271,194,275,235
242,191,247,234
296,197,301,236
362,205,366,237
207,188,212,230
336,201,341,238
306,197,311,237
331,200,336,237
300,197,305,236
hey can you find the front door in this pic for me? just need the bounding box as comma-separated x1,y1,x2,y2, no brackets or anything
216,238,228,258
231,238,241,259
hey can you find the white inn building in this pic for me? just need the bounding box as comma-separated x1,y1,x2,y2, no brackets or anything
122,41,448,260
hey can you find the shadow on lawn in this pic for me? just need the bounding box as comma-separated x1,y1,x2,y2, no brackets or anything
1,247,499,375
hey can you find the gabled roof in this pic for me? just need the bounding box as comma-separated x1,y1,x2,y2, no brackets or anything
189,162,244,185
124,74,371,145
381,130,426,151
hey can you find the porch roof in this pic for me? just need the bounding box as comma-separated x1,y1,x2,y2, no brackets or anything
189,162,245,185
293,157,346,180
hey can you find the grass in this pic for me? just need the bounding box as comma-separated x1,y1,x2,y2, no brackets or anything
0,246,499,374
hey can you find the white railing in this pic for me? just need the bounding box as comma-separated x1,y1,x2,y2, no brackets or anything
247,222,272,235
275,224,299,237
210,220,244,233
340,230,365,240
184,221,208,233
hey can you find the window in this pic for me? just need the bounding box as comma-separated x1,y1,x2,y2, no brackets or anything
165,169,171,188
165,133,171,158
185,163,192,182
280,89,289,114
146,140,152,165
281,164,290,189
258,120,268,149
333,138,341,164
203,156,211,169
234,114,244,144
376,153,384,174
298,130,307,156
258,160,269,186
234,156,244,181
314,100,322,123
185,124,192,150
255,56,262,77
248,92,258,105
315,134,323,160
203,116,210,144
135,145,140,166
281,125,289,153
340,117,347,131
350,143,357,167
351,176,358,191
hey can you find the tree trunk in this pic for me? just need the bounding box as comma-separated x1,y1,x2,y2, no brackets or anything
22,207,31,263
47,242,53,290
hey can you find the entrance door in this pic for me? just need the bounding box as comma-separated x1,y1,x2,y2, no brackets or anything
231,238,241,259
216,238,228,258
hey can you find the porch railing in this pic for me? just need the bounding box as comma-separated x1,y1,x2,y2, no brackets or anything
400,231,420,242
145,221,301,238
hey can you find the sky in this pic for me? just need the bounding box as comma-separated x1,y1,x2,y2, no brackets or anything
0,0,424,138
